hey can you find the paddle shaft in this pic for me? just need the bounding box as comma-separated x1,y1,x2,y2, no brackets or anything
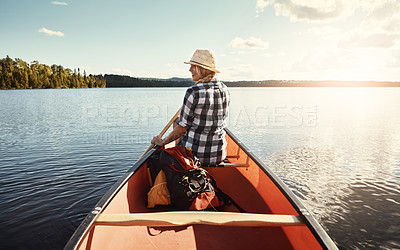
139,108,181,159
139,79,207,159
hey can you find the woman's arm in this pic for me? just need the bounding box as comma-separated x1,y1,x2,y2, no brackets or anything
151,124,187,146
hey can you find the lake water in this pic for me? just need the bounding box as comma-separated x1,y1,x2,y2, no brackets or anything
1,87,399,249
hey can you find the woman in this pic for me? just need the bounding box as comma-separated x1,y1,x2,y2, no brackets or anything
151,49,230,166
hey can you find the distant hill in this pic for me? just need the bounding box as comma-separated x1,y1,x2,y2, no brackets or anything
105,74,400,88
224,80,400,87
168,77,192,82
105,74,193,88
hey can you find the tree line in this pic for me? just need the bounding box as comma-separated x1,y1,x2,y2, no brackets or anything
105,74,193,88
105,74,400,88
104,75,296,88
0,56,106,89
2,56,398,89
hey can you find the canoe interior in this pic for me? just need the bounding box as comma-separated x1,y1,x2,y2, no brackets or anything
75,132,324,250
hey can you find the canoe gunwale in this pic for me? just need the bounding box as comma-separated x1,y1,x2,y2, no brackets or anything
224,128,337,250
63,147,159,250
65,128,338,250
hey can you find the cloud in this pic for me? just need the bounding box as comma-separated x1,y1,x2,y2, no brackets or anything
307,26,340,36
339,33,400,49
382,14,400,33
256,0,400,53
289,47,364,74
287,44,393,80
359,0,395,15
256,0,358,22
338,1,400,49
386,49,400,68
261,52,274,58
360,1,400,30
229,37,269,50
38,27,64,37
52,1,68,5
256,0,269,17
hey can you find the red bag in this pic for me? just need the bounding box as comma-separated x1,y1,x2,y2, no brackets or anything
147,145,224,210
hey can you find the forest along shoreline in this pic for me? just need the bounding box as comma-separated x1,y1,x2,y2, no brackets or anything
0,56,106,89
1,56,400,90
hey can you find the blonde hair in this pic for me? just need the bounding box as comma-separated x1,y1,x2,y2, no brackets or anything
195,66,216,84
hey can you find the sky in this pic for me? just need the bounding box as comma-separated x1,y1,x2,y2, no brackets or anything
1,0,399,81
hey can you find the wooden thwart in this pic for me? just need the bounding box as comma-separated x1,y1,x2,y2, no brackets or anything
226,145,242,159
96,211,303,227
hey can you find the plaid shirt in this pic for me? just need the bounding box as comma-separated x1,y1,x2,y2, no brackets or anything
177,79,230,166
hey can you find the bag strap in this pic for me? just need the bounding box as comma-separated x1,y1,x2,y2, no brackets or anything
206,171,247,213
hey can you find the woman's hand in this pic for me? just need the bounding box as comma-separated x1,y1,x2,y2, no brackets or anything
151,135,164,146
151,125,186,147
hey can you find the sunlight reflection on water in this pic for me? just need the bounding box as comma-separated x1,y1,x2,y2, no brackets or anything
229,87,400,249
0,87,399,249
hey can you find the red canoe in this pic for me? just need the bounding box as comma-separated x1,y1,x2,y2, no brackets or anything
65,128,337,249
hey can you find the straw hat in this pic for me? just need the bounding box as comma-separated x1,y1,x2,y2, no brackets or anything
184,49,220,73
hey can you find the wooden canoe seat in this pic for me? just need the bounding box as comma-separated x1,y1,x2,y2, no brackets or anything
95,211,303,227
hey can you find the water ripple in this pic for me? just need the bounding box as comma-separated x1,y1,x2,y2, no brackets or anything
1,88,400,249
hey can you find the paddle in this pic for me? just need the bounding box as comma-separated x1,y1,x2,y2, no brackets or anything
139,108,181,159
139,75,211,159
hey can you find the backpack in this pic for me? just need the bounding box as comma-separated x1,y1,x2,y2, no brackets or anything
147,146,244,211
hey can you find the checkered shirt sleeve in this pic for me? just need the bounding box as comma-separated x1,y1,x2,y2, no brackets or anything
176,80,230,165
